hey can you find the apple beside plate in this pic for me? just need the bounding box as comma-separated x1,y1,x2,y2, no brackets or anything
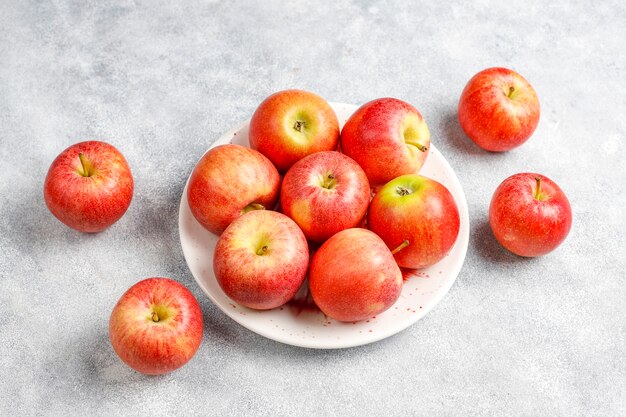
178,102,469,349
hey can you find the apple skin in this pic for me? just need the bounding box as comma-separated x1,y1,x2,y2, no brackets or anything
458,67,540,152
368,174,460,269
280,151,370,243
309,228,402,322
249,89,340,173
109,278,203,375
187,144,280,235
489,173,572,257
340,98,430,186
44,141,133,233
214,210,309,310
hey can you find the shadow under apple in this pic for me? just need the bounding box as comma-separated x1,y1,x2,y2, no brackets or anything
77,307,243,383
437,109,515,165
438,109,485,156
200,303,245,348
471,217,534,265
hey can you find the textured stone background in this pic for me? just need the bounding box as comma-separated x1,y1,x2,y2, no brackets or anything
1,1,625,416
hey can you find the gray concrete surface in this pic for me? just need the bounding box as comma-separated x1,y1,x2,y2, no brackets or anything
1,1,625,416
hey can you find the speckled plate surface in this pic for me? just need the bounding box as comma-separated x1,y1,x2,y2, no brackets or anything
179,102,469,349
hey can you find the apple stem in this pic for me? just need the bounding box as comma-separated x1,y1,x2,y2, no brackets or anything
506,85,517,99
322,173,336,189
78,153,90,177
391,240,410,255
256,245,268,256
293,120,305,132
151,311,159,322
415,143,428,152
396,186,411,196
242,203,265,214
534,176,542,200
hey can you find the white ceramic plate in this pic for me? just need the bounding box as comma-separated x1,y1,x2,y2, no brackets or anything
179,102,469,349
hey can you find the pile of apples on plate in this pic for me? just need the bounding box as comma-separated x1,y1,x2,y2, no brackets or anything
43,67,572,375
189,89,461,323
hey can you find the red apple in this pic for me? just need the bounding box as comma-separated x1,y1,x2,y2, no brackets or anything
44,141,133,233
109,277,203,375
489,173,572,257
368,174,460,269
458,67,540,152
309,228,402,322
187,144,280,235
340,98,430,186
249,89,340,173
214,210,309,310
280,151,370,243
